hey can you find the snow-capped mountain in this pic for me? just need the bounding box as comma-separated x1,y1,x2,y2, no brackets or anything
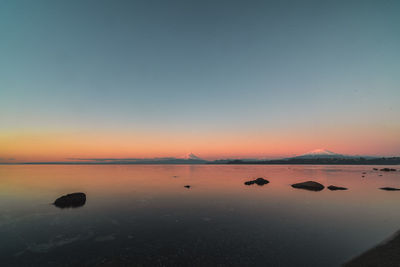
302,149,343,157
293,149,347,159
182,153,203,160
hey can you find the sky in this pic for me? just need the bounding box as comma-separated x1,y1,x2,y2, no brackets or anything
1,0,399,162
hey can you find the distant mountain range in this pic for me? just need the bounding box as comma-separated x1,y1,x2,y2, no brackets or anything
60,153,208,164
212,149,399,165
222,157,400,165
220,149,399,165
289,149,378,160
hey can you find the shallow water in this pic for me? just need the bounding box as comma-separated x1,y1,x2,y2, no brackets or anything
0,164,399,266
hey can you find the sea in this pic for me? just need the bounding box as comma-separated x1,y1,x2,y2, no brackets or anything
1,164,399,266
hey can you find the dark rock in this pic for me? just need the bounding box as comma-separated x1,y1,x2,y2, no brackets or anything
184,185,191,189
380,187,400,191
380,168,397,172
362,176,365,178
373,168,378,171
379,174,383,176
362,172,366,174
291,181,324,191
54,192,86,208
244,177,269,186
328,185,348,191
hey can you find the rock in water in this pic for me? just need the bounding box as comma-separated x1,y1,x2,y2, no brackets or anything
291,181,324,191
380,168,397,172
244,178,269,186
184,185,191,189
380,187,400,191
328,185,348,191
54,192,86,208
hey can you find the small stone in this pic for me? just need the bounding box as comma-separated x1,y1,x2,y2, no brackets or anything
380,187,400,191
328,185,348,191
380,168,396,172
244,177,269,186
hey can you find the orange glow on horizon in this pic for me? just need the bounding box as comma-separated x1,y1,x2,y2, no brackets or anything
1,125,399,162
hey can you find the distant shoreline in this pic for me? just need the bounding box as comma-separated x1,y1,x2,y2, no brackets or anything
1,158,400,166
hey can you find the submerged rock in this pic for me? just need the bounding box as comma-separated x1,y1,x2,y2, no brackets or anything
184,185,191,189
380,168,397,172
291,181,324,191
380,187,400,191
244,177,269,186
328,185,348,191
54,192,86,208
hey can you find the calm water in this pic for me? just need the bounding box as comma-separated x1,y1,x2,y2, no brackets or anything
1,165,400,266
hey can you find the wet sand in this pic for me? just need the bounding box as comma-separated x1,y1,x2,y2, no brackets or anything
344,230,400,267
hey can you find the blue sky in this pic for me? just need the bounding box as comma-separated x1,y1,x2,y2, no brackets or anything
1,0,399,160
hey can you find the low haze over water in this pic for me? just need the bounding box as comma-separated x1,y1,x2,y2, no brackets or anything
1,165,400,266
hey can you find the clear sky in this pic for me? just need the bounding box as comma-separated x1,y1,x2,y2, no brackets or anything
1,0,399,162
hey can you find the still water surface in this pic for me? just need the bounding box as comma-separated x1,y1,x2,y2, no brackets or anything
1,165,400,266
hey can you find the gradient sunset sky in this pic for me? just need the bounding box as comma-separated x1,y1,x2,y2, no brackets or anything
1,0,399,162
